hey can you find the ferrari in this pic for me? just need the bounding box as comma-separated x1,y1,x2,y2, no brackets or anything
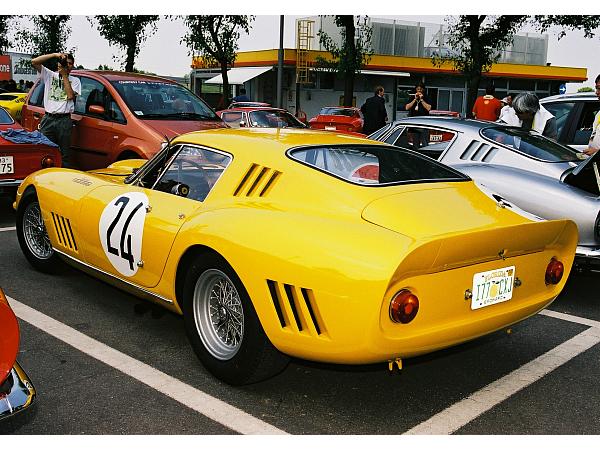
14,128,577,385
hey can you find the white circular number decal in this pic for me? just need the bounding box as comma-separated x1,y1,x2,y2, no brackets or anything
99,192,149,277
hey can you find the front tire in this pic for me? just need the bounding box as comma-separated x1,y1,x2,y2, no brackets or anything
16,191,62,273
183,253,289,385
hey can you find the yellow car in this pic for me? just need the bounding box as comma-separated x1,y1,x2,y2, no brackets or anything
0,92,27,122
13,129,578,385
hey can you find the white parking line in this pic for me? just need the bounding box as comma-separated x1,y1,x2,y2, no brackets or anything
405,310,600,435
7,296,287,435
0,226,16,232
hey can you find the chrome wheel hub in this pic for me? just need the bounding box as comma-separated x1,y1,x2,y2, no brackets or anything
193,269,244,360
23,202,53,260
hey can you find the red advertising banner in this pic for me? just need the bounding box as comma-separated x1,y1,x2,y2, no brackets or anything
0,55,10,80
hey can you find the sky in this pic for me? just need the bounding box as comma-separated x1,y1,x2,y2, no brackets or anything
5,11,600,93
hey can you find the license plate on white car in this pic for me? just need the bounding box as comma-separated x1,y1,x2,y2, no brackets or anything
0,156,14,174
471,265,515,310
325,126,336,130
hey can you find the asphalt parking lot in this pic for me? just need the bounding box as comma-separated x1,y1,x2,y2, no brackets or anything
1,194,599,437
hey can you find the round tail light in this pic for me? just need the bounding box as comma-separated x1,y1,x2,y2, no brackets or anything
389,289,419,324
41,155,55,168
545,258,564,285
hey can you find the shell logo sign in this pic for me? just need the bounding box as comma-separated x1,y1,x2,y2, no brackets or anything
0,55,10,81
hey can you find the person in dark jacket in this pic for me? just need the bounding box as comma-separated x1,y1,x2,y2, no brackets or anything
360,86,388,135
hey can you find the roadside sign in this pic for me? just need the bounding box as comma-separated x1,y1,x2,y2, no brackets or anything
559,84,567,94
0,55,10,81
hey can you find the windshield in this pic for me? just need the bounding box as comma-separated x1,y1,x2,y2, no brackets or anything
290,145,468,186
481,127,581,162
111,80,219,120
0,107,14,124
319,107,356,117
248,110,306,128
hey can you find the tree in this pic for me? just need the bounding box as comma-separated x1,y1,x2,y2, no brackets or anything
88,15,160,72
433,15,528,116
16,15,72,66
316,15,373,107
182,15,254,106
0,15,18,55
578,87,594,93
533,15,600,39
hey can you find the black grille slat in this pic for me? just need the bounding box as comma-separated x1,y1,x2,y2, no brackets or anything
233,163,259,196
301,288,322,335
267,280,286,327
51,212,77,251
60,216,73,248
65,218,78,250
246,167,269,196
51,213,63,245
259,171,281,196
284,284,303,331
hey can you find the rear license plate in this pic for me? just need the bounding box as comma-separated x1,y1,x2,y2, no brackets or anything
325,126,337,130
0,156,14,174
471,265,515,310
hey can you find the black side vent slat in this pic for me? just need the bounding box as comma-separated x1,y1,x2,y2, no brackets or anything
301,288,321,335
233,163,259,196
284,284,303,331
471,143,490,161
51,212,77,251
247,167,269,196
51,213,63,245
482,147,499,162
459,140,482,160
259,170,281,197
267,280,286,327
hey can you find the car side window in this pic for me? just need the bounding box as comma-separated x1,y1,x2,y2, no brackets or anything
28,81,45,107
391,126,455,160
542,101,576,139
75,77,125,123
153,145,232,202
573,101,600,145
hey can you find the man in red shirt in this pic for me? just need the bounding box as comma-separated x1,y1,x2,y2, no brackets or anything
472,84,503,121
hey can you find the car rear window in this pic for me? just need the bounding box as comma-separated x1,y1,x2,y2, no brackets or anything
319,107,355,117
0,94,19,101
289,144,468,186
481,127,581,162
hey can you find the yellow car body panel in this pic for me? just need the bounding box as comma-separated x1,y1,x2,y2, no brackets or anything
0,93,27,121
14,128,578,365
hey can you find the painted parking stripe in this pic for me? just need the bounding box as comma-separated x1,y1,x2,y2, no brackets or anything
539,308,600,328
7,296,287,435
405,325,600,435
0,226,15,232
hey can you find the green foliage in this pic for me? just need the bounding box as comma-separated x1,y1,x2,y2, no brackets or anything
315,16,373,76
578,87,594,93
89,15,160,72
16,16,73,70
533,15,600,39
0,15,18,55
182,15,254,104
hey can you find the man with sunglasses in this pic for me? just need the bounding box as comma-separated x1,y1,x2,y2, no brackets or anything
31,52,81,167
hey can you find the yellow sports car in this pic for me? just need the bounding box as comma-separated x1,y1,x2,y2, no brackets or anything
13,129,578,385
0,92,27,122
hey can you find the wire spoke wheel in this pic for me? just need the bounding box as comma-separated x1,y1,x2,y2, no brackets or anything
193,269,244,360
22,201,53,260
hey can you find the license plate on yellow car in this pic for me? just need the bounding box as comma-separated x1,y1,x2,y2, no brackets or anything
471,266,515,310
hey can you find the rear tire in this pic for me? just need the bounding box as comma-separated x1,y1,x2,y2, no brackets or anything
16,191,62,273
183,253,289,385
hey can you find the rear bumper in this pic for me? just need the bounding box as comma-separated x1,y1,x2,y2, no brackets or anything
0,179,22,187
0,361,36,421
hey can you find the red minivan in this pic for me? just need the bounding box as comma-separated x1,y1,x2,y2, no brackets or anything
21,70,226,170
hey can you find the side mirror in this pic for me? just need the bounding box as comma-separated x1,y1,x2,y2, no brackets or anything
88,104,105,115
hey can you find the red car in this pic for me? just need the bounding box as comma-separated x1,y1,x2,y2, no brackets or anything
0,287,36,421
21,70,225,170
217,106,307,129
308,106,364,135
0,106,61,198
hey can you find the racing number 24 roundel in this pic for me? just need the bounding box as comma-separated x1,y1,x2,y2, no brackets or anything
99,192,149,277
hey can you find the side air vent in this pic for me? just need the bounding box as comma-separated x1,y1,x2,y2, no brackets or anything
459,140,499,162
266,280,326,337
50,212,78,251
233,164,281,197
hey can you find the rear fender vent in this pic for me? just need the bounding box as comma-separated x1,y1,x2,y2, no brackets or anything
266,280,326,337
50,212,78,252
234,164,281,197
459,140,499,162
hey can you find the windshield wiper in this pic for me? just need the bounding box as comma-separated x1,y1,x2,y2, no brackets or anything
159,112,217,120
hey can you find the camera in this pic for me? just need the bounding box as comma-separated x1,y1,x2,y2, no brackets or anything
57,55,68,68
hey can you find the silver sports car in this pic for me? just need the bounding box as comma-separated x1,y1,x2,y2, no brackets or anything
370,117,600,269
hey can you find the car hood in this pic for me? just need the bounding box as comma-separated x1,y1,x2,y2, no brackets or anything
141,118,225,139
312,115,356,124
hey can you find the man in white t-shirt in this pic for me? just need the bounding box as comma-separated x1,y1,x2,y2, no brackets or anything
31,52,81,167
584,74,600,157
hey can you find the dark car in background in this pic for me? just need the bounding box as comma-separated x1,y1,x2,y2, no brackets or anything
21,70,226,170
540,92,600,152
